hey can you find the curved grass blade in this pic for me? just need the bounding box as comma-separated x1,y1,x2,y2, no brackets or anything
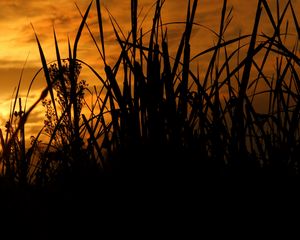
31,24,58,121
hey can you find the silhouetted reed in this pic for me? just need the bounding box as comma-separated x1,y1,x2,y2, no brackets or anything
1,0,300,189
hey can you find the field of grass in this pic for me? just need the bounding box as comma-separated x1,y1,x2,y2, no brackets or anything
0,0,300,193
1,0,300,237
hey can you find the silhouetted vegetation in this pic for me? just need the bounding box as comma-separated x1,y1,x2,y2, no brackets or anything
1,0,300,194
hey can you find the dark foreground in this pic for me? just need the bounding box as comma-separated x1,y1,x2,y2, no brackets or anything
1,157,300,239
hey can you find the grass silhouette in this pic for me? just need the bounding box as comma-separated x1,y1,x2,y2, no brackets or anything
0,0,300,237
1,0,300,186
0,1,300,232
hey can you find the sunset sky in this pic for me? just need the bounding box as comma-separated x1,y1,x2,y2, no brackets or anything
0,0,299,136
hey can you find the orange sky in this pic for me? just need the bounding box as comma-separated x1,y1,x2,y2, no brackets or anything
0,0,299,137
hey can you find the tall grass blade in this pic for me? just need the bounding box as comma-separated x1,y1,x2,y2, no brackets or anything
96,0,106,62
32,24,58,121
73,1,92,61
